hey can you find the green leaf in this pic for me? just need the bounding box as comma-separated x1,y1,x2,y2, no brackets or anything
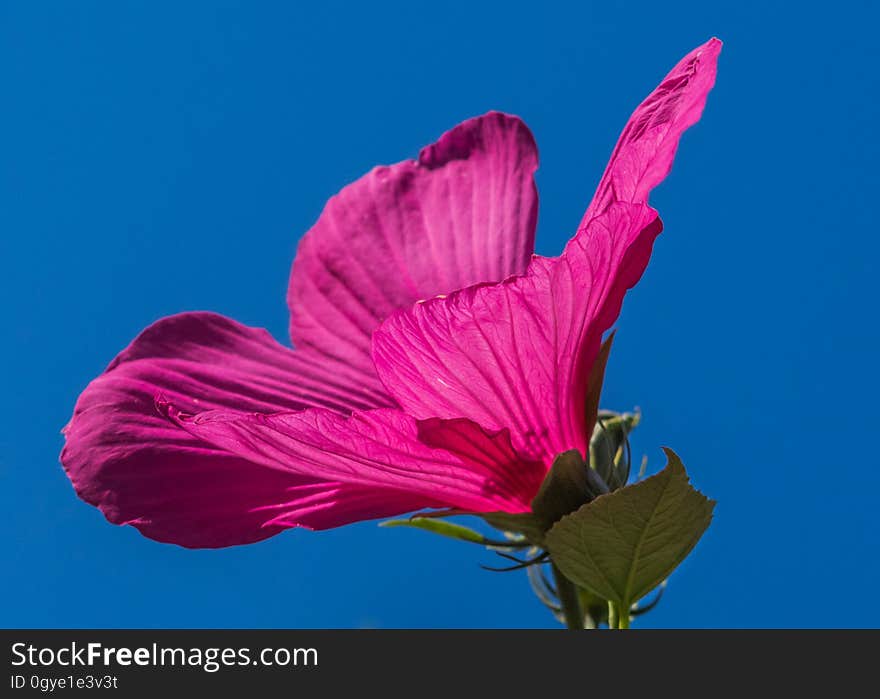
531,450,599,530
532,449,608,532
380,517,518,547
545,448,715,611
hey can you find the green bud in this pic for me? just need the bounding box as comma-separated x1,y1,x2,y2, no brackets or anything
589,410,639,490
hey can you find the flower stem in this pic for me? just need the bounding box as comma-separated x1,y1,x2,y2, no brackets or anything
607,600,618,630
608,601,630,629
618,604,631,629
551,564,583,630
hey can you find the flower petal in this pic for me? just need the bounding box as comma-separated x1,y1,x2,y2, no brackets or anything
371,40,720,465
581,38,721,226
164,406,538,514
287,112,539,383
371,203,662,465
61,312,423,548
101,311,393,414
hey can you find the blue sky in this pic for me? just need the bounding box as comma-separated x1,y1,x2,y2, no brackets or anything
2,1,877,628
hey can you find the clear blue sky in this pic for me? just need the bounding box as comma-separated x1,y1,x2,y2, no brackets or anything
2,1,877,628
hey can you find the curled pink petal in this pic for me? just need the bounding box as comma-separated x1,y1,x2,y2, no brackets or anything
372,203,661,465
164,406,538,514
61,312,426,548
287,112,539,382
99,311,393,414
581,37,721,225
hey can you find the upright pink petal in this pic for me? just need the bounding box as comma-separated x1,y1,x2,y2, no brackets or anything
581,38,721,226
164,406,540,514
287,112,539,383
61,312,429,548
372,40,719,467
372,203,661,466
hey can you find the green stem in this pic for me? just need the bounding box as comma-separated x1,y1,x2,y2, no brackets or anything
607,600,618,630
552,564,583,630
608,601,631,629
618,604,631,629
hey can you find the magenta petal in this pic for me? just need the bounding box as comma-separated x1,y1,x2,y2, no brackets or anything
99,312,393,413
164,406,537,514
287,112,539,381
371,41,720,465
61,312,423,548
372,203,662,465
581,38,721,226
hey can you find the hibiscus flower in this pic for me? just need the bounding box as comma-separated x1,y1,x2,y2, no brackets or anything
62,38,721,551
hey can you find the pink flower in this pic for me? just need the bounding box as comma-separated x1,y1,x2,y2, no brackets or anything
62,39,720,548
